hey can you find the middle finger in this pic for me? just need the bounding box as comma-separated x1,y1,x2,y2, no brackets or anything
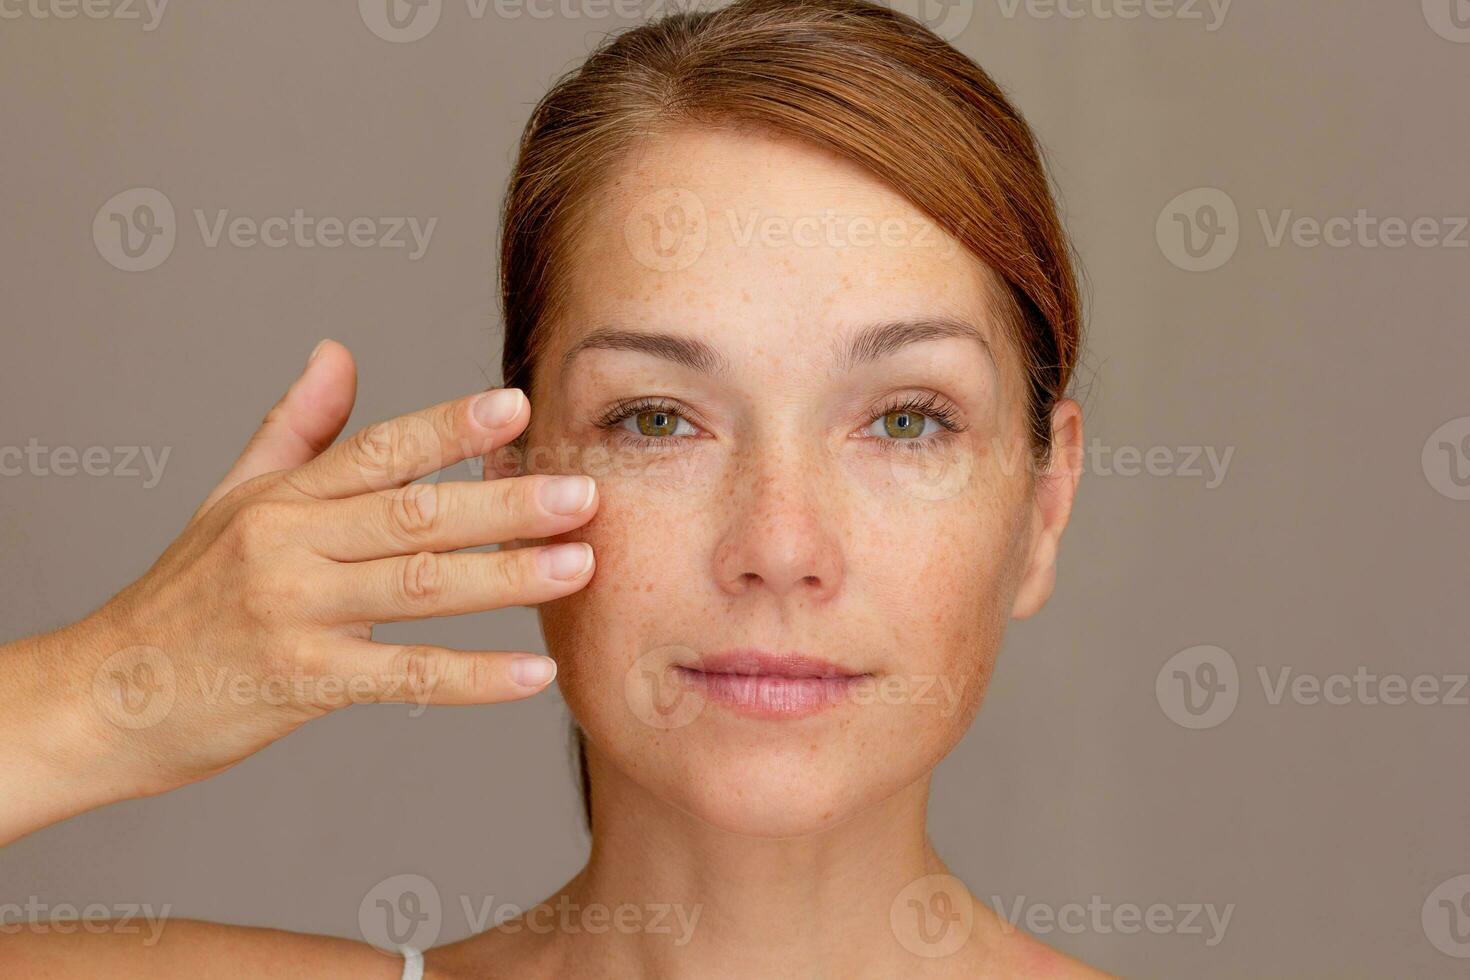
299,475,598,562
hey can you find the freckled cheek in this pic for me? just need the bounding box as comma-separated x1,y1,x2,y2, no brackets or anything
848,483,1015,674
539,472,715,675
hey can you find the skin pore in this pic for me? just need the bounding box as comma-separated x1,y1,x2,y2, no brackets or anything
435,126,1092,977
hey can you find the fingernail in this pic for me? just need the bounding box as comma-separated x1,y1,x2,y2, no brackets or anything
539,476,595,515
537,542,593,580
512,655,557,688
474,388,524,429
308,338,330,365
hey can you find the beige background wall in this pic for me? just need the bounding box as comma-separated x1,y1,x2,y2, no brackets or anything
3,1,1468,976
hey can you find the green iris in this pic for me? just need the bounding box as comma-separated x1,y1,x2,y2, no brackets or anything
883,410,925,439
636,410,680,437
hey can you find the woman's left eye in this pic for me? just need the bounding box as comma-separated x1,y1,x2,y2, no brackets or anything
861,394,964,443
866,409,940,440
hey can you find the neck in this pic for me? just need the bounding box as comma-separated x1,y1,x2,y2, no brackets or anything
533,747,977,979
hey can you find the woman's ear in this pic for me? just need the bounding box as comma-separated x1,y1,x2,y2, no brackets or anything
1010,398,1084,620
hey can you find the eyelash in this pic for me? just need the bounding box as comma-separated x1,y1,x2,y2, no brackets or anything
595,397,704,449
863,391,968,452
595,393,968,451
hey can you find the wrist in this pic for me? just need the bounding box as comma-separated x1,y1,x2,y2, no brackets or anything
1,612,164,836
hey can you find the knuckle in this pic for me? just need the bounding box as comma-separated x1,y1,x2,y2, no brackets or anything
492,551,525,594
514,476,544,521
389,644,440,696
225,500,295,560
397,551,443,607
349,421,400,479
434,401,474,458
484,475,528,524
260,401,288,430
458,654,495,696
389,483,441,540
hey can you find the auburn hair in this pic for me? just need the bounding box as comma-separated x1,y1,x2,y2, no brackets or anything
499,0,1083,832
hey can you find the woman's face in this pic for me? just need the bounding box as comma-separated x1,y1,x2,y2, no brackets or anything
514,126,1077,837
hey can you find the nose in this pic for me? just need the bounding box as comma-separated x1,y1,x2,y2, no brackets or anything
712,450,846,603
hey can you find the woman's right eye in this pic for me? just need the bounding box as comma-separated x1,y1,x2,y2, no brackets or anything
620,408,697,439
597,399,703,443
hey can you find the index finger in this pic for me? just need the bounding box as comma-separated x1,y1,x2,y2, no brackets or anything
285,387,527,499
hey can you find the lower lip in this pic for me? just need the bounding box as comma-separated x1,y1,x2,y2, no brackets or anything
674,667,868,718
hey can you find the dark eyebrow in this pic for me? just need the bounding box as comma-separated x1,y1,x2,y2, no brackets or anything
560,316,992,376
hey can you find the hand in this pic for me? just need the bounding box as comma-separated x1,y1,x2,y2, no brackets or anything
30,340,596,808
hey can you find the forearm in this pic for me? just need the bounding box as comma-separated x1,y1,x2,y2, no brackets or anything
0,615,152,846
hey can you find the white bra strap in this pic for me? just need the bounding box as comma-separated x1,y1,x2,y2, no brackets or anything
398,945,424,980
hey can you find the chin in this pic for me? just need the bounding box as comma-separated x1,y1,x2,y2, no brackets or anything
664,723,882,838
594,697,972,839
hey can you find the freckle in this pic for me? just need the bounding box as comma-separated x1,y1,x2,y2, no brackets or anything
741,289,751,304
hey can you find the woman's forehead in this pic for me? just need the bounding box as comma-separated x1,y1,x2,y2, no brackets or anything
550,128,1003,371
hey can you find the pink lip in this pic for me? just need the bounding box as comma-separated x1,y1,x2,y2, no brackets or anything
676,649,870,718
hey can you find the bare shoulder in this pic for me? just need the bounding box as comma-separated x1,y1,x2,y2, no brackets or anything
0,917,403,979
986,920,1118,979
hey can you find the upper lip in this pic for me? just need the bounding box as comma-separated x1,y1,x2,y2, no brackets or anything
685,649,868,678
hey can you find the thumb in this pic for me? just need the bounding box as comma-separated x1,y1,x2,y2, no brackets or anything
194,339,358,518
